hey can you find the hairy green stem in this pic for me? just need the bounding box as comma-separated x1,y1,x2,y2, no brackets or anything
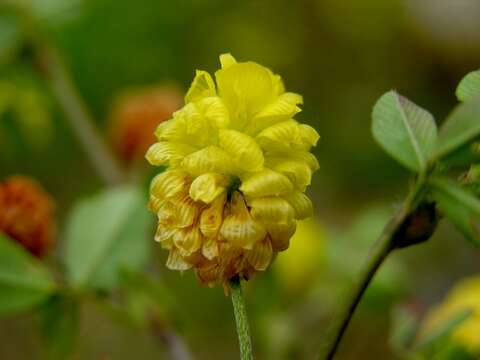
230,277,254,360
320,179,428,360
319,207,408,359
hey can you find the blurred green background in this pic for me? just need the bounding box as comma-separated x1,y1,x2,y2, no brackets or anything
1,0,480,359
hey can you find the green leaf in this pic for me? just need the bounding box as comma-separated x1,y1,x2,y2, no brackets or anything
372,91,437,172
389,306,419,355
434,100,480,160
456,70,480,102
65,185,152,290
430,177,480,246
0,234,55,315
38,294,79,360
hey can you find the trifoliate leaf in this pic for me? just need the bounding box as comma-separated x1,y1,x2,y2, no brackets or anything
372,91,437,172
65,186,152,290
430,177,480,247
434,100,480,160
0,234,55,315
456,70,480,102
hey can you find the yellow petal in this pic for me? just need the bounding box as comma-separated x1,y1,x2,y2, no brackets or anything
266,221,296,251
181,146,236,176
172,194,203,228
215,62,278,121
145,142,196,166
219,53,237,69
218,129,264,172
189,173,228,204
173,226,203,256
157,201,177,227
154,226,175,248
220,192,266,249
150,170,190,200
202,238,219,260
148,194,163,213
199,192,227,237
283,191,313,220
246,238,273,271
200,97,230,129
266,150,320,172
271,160,312,191
166,249,192,271
239,169,293,197
248,196,295,224
248,93,303,134
299,124,320,149
256,120,304,152
185,70,216,103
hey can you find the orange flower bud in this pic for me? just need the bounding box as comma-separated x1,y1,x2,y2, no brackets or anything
0,176,56,257
109,85,182,164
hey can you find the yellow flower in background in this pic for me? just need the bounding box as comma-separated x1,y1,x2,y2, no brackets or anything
421,276,480,354
274,218,325,291
146,54,319,288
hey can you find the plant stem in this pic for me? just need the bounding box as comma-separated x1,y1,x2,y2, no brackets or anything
230,277,254,360
35,43,125,186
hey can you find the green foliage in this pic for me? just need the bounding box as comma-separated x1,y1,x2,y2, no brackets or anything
430,177,480,247
372,91,437,173
434,100,480,160
0,15,21,66
389,306,419,355
456,70,480,102
38,294,79,360
0,234,55,315
65,185,152,290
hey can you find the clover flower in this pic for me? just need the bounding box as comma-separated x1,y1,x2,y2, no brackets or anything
421,276,480,355
146,54,319,287
0,176,56,257
109,85,182,164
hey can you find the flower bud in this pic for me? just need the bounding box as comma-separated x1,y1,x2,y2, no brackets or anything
109,85,182,164
0,176,56,257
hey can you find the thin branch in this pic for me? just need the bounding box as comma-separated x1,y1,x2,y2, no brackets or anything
35,43,125,186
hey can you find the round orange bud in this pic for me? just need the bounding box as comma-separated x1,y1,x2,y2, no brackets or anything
0,176,56,257
109,85,183,164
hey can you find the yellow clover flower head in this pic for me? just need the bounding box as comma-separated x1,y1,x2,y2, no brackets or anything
146,54,319,288
421,276,480,354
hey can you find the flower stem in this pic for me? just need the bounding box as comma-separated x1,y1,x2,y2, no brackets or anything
319,181,434,359
230,277,254,360
35,43,126,186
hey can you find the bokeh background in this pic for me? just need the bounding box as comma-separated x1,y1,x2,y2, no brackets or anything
1,0,480,359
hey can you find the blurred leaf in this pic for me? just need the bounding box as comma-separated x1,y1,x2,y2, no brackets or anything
0,15,22,65
430,177,480,246
434,100,480,160
38,294,79,360
65,185,152,290
28,0,83,26
0,234,55,315
389,305,419,355
440,141,480,169
119,269,180,328
415,308,473,350
372,91,437,172
457,70,480,102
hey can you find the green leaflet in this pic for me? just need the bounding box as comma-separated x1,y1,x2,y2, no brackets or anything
0,235,55,315
372,91,437,173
